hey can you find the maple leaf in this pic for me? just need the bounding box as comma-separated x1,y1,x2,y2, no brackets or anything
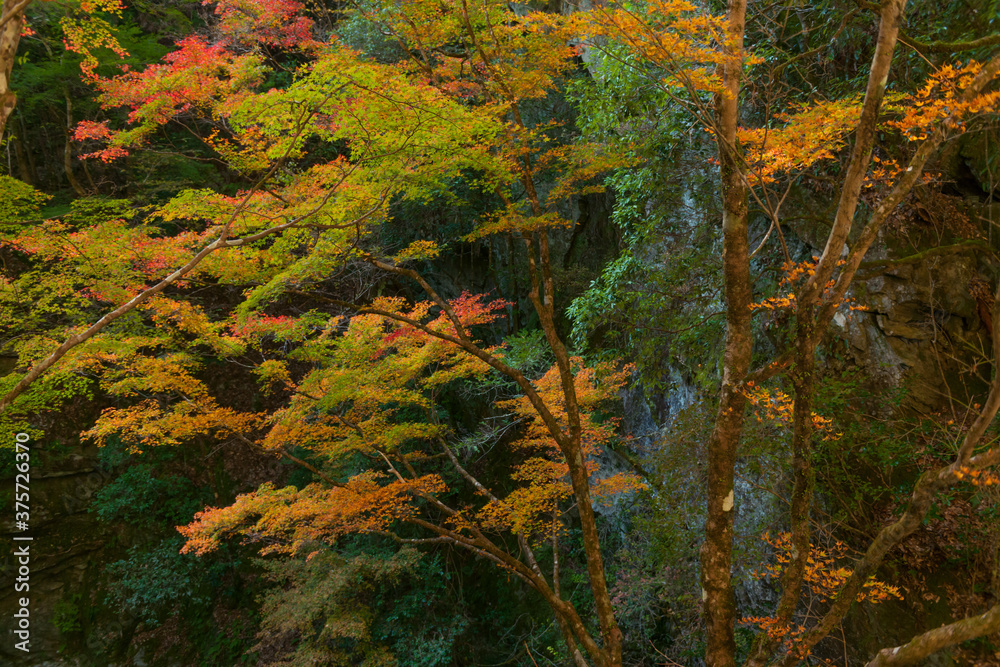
737,97,863,183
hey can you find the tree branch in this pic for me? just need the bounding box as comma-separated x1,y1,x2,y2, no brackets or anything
865,603,1000,666
900,32,1000,54
0,0,30,32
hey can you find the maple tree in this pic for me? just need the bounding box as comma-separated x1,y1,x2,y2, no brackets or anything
0,0,639,663
172,298,643,665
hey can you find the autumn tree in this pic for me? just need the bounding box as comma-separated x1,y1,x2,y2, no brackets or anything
0,0,641,663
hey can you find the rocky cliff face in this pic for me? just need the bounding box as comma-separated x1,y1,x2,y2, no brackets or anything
836,241,993,415
852,132,999,414
782,136,999,418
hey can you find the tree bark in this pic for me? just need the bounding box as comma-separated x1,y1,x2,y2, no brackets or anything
865,603,1000,667
64,92,85,196
0,0,27,141
701,2,750,666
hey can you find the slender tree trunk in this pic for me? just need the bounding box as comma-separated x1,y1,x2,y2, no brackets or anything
13,130,31,184
17,114,37,183
64,91,85,196
804,0,908,302
701,2,750,666
741,3,912,663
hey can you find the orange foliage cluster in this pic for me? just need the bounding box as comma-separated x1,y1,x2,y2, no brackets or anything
954,465,1000,486
179,473,448,556
82,350,264,451
739,615,810,655
887,61,1000,139
749,259,817,312
742,533,901,653
738,97,862,183
466,209,575,241
479,359,645,541
741,383,839,440
86,397,263,452
752,533,901,604
734,62,999,188
567,0,740,95
750,258,865,317
750,293,796,312
392,240,442,262
864,155,903,189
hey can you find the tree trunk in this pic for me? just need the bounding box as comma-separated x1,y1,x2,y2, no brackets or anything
701,1,750,666
13,130,31,184
739,4,913,663
64,91,85,196
16,114,37,184
0,0,27,141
